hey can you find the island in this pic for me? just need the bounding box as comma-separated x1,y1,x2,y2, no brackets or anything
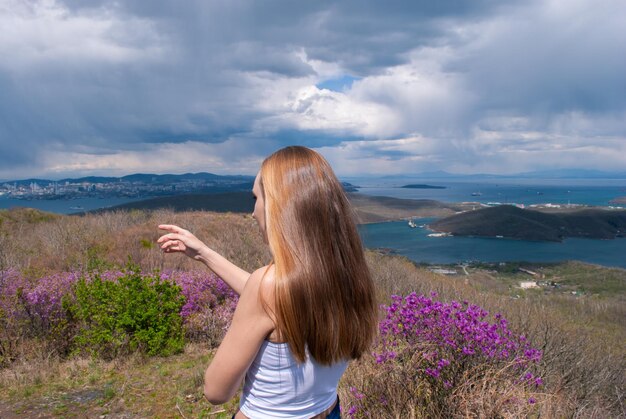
400,184,446,189
609,196,626,205
430,205,626,242
341,182,359,192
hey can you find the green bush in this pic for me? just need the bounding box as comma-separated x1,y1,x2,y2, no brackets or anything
64,266,185,358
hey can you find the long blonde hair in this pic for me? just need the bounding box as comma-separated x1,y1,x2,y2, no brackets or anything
260,146,377,365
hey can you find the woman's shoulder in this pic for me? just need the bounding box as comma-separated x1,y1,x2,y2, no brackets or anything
245,264,279,341
242,264,276,315
247,264,275,292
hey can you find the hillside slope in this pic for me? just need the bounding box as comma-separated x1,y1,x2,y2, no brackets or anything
430,205,626,241
88,192,255,214
89,192,472,223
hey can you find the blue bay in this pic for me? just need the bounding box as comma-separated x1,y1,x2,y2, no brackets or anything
346,177,626,268
343,177,626,207
358,219,626,269
0,195,143,214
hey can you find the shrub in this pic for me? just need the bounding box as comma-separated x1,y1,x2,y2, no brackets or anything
0,268,237,364
64,266,186,358
344,292,543,417
166,270,238,345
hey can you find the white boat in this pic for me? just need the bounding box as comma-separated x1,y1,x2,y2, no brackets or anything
408,220,417,228
428,232,451,237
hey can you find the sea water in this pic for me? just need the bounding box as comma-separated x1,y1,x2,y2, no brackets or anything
0,195,143,214
342,177,626,207
347,177,626,268
3,177,625,268
358,219,626,269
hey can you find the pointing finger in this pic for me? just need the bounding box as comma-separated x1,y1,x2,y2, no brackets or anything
157,233,181,243
158,224,186,234
161,241,181,251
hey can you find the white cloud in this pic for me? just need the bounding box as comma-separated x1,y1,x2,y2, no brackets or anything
0,0,166,71
39,139,268,178
257,85,400,138
0,0,624,179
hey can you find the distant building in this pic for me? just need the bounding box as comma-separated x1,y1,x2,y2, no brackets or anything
430,268,458,275
519,281,539,289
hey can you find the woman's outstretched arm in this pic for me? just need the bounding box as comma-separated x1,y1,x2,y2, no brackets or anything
203,265,275,404
157,224,250,295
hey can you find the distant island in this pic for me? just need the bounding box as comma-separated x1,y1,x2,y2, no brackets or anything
609,196,626,205
400,184,446,189
341,182,360,192
430,205,626,242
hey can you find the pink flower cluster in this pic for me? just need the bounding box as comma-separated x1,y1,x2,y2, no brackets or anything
162,270,238,319
345,292,544,416
375,291,542,386
0,269,238,342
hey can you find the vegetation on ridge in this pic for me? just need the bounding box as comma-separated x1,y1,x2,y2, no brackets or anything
0,208,624,417
431,204,626,241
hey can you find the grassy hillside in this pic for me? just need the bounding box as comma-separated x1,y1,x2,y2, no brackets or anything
89,191,256,214
0,208,624,417
90,191,474,223
431,204,626,241
346,193,472,223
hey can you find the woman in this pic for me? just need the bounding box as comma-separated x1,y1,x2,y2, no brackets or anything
157,146,377,418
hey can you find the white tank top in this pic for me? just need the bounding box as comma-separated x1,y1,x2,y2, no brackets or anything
239,340,348,418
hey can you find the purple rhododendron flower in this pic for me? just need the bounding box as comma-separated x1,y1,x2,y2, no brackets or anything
372,292,543,393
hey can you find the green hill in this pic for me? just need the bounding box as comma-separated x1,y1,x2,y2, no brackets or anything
430,205,626,241
88,192,255,214
87,192,470,223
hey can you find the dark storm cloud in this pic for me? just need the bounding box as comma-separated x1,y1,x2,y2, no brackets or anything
4,0,500,166
114,0,502,73
449,1,626,117
271,129,364,148
0,0,624,178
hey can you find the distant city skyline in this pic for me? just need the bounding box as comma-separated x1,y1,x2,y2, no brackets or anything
1,0,625,180
3,168,626,184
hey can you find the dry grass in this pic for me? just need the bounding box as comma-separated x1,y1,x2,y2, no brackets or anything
361,251,626,417
0,343,237,418
1,208,624,417
0,208,270,274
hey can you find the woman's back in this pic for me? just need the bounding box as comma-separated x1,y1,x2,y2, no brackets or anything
239,340,347,418
159,146,376,417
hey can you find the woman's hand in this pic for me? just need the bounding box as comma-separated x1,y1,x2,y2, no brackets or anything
157,224,208,261
157,223,251,295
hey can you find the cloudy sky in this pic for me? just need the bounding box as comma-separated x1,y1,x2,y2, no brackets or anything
0,0,625,180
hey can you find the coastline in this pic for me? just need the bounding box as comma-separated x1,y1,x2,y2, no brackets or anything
609,196,626,205
5,191,625,242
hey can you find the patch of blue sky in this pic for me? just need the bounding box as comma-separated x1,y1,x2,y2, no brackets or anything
316,75,361,92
